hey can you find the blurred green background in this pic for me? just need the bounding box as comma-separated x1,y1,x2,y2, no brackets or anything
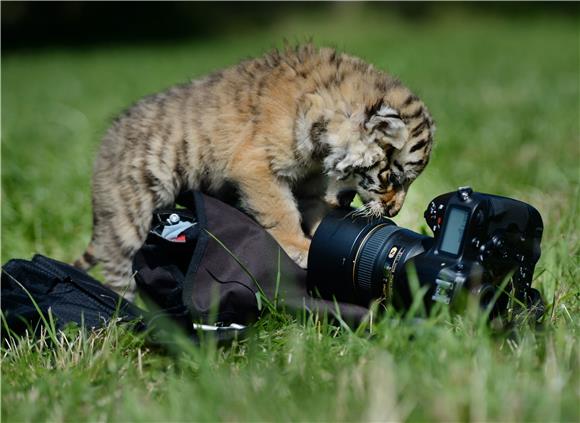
2,3,579,422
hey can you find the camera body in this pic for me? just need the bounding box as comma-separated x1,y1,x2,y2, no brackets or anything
307,187,544,316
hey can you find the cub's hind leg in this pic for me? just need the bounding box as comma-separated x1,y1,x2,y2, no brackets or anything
90,176,159,300
91,214,146,300
230,153,311,268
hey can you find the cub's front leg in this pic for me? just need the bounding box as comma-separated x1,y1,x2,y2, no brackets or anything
297,197,332,238
229,156,311,268
293,172,332,238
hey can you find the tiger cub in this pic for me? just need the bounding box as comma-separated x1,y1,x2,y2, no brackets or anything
75,44,435,298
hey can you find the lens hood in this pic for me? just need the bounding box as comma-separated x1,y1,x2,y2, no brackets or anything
307,209,396,305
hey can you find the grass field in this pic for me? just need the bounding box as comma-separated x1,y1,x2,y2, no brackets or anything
2,5,579,422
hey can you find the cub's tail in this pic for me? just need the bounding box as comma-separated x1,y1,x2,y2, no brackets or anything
73,242,99,271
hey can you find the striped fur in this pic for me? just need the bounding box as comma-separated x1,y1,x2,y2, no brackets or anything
76,44,435,298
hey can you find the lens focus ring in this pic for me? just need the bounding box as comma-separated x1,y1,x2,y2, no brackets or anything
355,225,400,296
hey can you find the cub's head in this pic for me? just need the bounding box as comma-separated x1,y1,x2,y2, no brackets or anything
323,97,435,217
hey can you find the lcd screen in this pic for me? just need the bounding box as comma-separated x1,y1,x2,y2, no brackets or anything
440,207,469,256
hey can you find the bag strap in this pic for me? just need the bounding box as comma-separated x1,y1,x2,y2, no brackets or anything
175,191,210,320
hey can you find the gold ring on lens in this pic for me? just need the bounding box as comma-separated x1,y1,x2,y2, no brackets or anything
352,223,389,289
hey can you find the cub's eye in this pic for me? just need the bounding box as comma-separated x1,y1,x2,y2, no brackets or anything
388,173,402,188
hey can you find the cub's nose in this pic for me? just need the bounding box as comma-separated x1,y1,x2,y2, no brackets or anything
337,190,357,208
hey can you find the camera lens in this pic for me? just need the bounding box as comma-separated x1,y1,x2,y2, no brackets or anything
307,209,430,306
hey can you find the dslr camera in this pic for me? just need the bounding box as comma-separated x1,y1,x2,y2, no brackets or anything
307,187,544,318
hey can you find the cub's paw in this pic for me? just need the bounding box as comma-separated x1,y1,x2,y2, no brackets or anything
270,231,311,269
289,249,309,269
285,242,310,269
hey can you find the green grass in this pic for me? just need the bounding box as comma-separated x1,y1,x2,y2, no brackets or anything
2,6,579,422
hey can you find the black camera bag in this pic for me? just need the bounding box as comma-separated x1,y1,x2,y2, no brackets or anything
0,255,244,344
132,191,370,330
1,254,145,337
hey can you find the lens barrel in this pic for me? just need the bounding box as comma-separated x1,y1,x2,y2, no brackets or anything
355,224,400,297
307,209,429,306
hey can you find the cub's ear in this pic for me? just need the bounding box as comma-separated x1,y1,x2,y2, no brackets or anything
365,101,408,150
